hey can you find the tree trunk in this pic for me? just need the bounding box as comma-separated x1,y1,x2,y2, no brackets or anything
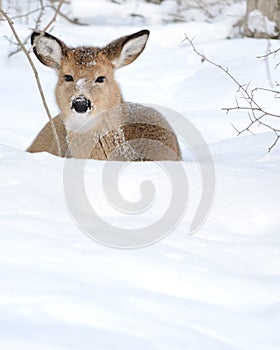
243,0,280,38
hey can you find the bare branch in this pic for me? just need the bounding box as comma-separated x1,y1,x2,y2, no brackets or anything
183,34,280,151
257,47,280,59
50,5,88,26
268,132,280,152
0,9,62,157
43,0,65,33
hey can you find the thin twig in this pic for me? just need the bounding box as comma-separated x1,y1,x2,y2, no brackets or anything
43,0,65,32
1,10,62,156
268,132,280,152
183,35,262,110
50,6,88,26
257,47,280,59
8,35,30,57
10,8,42,20
183,34,280,151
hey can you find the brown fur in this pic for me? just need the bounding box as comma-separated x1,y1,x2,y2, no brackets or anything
27,115,68,156
27,30,181,160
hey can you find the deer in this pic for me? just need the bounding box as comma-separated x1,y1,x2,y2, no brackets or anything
27,30,181,161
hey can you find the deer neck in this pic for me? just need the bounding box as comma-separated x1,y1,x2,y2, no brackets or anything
63,102,130,159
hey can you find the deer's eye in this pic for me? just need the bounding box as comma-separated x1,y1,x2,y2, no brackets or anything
64,75,74,82
95,76,106,83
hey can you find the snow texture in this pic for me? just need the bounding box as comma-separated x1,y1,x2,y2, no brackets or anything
247,9,277,36
0,0,280,349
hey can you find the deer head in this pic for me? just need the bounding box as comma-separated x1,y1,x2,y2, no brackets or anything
31,30,150,133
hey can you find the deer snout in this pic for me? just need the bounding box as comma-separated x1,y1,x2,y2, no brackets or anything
71,96,92,114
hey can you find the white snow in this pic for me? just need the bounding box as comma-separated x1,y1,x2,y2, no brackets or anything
0,1,280,349
247,9,277,37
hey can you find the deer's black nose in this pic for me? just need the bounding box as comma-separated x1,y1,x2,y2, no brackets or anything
71,96,91,114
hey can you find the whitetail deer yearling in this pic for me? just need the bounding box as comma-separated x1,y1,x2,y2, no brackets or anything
27,30,181,161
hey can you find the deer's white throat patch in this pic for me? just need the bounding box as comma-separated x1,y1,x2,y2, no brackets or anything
64,111,100,134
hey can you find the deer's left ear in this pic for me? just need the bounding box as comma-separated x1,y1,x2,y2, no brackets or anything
31,31,67,69
103,30,150,69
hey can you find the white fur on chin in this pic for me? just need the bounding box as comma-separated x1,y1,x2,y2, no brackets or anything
64,111,100,133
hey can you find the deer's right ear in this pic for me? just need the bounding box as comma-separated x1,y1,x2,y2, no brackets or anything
31,32,66,69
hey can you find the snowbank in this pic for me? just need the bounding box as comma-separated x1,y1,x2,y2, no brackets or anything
0,2,280,348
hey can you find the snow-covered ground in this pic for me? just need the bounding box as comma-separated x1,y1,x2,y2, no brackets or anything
1,1,280,349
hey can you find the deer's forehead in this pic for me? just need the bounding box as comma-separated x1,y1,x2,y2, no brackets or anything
72,46,100,65
61,47,113,72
